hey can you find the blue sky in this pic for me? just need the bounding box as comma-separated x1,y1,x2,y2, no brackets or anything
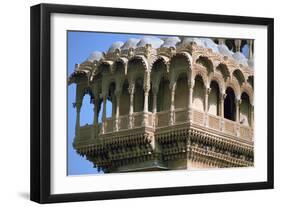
67,31,250,176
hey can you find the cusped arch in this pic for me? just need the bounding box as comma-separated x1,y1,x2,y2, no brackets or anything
170,52,192,71
208,77,223,94
216,63,230,81
247,75,254,89
98,60,113,74
192,70,208,89
112,57,128,75
169,52,192,85
232,69,246,86
82,87,94,100
241,83,254,105
195,56,214,75
151,55,170,73
128,55,149,72
102,77,117,96
225,80,240,99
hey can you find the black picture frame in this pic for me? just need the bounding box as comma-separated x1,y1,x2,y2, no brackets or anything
30,3,274,204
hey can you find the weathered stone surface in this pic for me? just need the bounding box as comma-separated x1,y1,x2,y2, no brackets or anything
69,37,254,173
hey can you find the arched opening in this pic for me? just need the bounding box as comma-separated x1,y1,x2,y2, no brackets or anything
80,94,93,126
193,75,205,112
224,87,236,121
148,83,153,112
119,80,130,116
225,39,235,52
157,77,170,112
216,63,230,81
175,74,188,109
233,69,245,86
196,56,213,75
107,82,116,118
97,99,103,123
240,92,251,126
134,77,144,112
247,76,254,89
208,81,220,116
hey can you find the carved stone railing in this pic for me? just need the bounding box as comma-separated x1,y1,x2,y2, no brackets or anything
133,112,143,128
156,111,170,127
223,119,236,135
119,115,129,130
240,125,253,140
147,112,154,127
77,109,253,141
79,124,92,140
105,118,113,133
175,108,187,124
192,109,205,125
208,114,220,130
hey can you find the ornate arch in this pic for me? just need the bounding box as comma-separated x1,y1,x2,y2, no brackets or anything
232,69,246,86
208,75,224,94
225,80,240,99
192,70,208,88
216,63,231,81
101,77,117,96
151,55,170,73
112,57,128,75
98,60,113,74
241,83,254,105
247,75,254,89
169,52,192,85
195,55,214,74
128,55,149,72
170,52,192,70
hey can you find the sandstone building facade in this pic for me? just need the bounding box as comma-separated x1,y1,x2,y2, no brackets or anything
68,36,254,173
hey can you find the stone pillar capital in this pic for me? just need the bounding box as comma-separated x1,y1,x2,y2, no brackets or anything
75,102,82,110
188,80,194,89
128,83,135,95
115,90,122,98
206,87,211,95
220,93,227,100
218,38,225,45
143,84,150,93
235,98,242,105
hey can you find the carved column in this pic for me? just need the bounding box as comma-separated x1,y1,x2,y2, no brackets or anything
92,97,99,138
75,101,82,137
218,38,225,45
219,93,226,117
234,39,242,52
235,98,241,123
235,98,241,137
93,98,99,125
219,93,226,131
128,83,135,129
152,88,158,127
250,104,254,127
143,86,150,126
247,40,253,59
152,91,157,113
169,83,176,125
112,93,116,117
204,87,211,126
187,80,194,122
114,91,121,131
101,94,107,134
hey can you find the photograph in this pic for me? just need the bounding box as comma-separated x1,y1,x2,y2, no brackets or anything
67,32,254,175
30,3,273,203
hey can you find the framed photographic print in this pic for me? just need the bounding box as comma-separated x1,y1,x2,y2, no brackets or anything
30,3,274,203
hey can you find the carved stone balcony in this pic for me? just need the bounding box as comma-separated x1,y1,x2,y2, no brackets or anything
74,108,253,146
